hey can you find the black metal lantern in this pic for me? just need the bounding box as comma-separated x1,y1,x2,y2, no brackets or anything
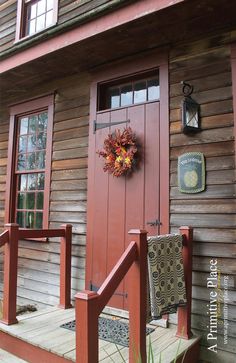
181,81,200,134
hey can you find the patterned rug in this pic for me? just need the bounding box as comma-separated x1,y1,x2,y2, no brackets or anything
60,317,154,347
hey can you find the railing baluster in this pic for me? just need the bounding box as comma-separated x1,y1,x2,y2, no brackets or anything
176,226,193,339
59,224,73,309
128,229,148,363
1,223,19,325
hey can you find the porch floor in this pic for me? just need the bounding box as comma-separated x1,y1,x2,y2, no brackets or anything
0,307,199,362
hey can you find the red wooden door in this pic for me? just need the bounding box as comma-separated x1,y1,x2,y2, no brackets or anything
86,100,160,310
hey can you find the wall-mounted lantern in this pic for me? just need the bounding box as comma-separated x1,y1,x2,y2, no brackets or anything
181,81,200,134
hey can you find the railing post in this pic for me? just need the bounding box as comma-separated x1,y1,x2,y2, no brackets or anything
1,223,19,325
128,229,148,363
58,224,73,309
75,291,100,363
176,226,193,339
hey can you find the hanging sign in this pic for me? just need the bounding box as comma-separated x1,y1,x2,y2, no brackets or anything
178,152,205,193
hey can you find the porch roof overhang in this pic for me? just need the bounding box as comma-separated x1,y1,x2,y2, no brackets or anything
1,0,236,109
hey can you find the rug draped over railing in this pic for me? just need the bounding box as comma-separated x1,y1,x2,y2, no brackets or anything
147,234,187,321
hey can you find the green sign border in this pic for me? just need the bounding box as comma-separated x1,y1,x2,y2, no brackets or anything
178,152,205,194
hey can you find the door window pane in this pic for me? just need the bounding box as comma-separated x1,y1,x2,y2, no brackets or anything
148,79,159,101
134,81,147,104
108,88,120,109
102,73,159,110
121,85,132,106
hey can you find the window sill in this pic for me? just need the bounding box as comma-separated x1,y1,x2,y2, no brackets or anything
14,22,57,44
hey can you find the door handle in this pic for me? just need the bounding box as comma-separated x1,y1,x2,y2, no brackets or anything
146,219,161,226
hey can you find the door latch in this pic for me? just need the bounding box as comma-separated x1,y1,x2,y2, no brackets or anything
146,219,161,226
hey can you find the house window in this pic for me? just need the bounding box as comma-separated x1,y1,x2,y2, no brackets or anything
6,95,54,230
99,72,159,111
16,112,48,228
15,0,58,40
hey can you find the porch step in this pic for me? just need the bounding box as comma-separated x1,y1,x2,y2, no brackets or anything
0,349,28,362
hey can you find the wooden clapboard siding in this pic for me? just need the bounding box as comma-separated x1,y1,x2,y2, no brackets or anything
0,0,131,55
0,0,17,53
169,42,236,361
0,72,90,309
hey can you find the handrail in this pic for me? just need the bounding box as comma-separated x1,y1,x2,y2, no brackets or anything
75,229,148,363
97,241,137,311
0,223,72,325
19,228,66,239
75,226,193,363
0,230,9,248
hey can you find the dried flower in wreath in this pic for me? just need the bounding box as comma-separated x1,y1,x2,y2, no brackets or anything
97,127,138,177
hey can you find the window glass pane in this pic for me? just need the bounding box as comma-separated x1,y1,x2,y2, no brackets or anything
28,174,37,190
28,134,37,152
108,88,120,109
46,10,53,27
17,212,25,228
37,0,46,15
17,193,26,209
38,173,45,190
29,3,37,19
36,14,45,32
134,81,147,104
17,154,26,170
18,136,27,153
121,85,132,106
26,193,35,209
19,118,28,135
147,79,159,101
37,132,47,149
27,153,36,170
26,211,35,228
18,174,27,191
37,151,46,169
36,212,43,229
28,19,36,35
29,115,38,133
38,112,48,131
47,0,54,11
36,192,44,209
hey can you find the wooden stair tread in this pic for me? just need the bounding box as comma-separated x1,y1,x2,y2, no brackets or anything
0,349,28,362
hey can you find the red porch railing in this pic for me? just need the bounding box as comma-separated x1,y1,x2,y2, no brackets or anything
0,223,72,325
0,225,193,362
75,226,193,363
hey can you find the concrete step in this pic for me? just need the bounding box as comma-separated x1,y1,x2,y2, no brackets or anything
0,349,28,362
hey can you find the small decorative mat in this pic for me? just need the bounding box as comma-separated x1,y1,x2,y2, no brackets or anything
60,317,154,347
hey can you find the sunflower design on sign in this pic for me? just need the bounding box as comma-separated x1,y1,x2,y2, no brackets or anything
97,127,138,177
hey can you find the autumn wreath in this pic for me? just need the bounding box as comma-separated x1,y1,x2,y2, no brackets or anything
97,127,138,177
